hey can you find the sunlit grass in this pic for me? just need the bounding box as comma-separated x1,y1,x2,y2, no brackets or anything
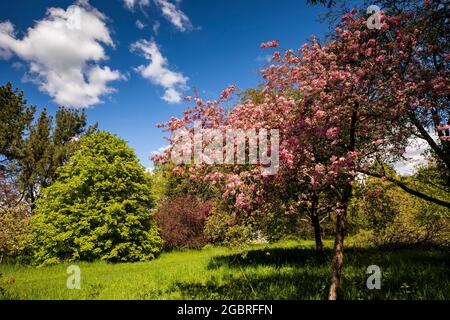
0,240,448,300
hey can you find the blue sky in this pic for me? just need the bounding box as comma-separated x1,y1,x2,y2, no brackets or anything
0,0,333,168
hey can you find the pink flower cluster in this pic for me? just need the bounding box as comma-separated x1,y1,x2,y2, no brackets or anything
260,40,279,48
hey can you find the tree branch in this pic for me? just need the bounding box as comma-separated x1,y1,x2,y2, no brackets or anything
358,169,450,209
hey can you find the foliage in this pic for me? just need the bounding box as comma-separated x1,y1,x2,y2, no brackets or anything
155,3,449,298
349,165,450,247
0,169,32,262
0,82,35,162
31,132,162,265
204,204,256,246
0,205,32,263
312,0,450,187
148,165,169,203
0,82,95,206
17,107,94,205
155,195,212,249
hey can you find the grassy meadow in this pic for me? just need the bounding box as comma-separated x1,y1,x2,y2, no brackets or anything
0,240,448,300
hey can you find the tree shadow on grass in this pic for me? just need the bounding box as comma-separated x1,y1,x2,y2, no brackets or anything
208,246,449,269
208,247,331,270
163,246,450,300
168,271,330,300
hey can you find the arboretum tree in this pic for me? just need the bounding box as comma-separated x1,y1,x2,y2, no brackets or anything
17,107,93,206
311,0,450,188
155,4,449,299
32,132,162,265
0,82,35,164
0,82,94,207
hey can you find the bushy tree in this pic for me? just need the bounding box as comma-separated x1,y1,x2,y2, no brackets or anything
155,195,212,249
32,132,162,265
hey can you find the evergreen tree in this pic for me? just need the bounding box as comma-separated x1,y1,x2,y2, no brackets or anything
0,82,35,163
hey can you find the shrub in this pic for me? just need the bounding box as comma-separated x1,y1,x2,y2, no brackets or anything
0,205,32,262
204,205,255,246
32,132,162,265
349,170,450,247
155,195,212,249
0,169,32,262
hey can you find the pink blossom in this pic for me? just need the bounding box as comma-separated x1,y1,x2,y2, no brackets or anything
220,85,237,101
260,40,279,48
314,110,326,119
325,127,339,140
314,164,325,175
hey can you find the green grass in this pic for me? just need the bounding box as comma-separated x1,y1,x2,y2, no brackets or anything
0,240,448,300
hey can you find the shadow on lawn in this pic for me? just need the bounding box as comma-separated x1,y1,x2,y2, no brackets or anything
207,247,331,270
164,246,449,300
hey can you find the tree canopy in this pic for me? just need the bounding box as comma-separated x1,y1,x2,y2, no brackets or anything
32,132,162,265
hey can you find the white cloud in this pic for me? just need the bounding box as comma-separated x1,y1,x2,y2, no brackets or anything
123,0,150,10
131,39,188,104
136,19,146,29
154,0,192,32
123,0,192,32
0,0,123,108
152,21,161,35
256,54,272,63
11,61,24,70
392,135,434,176
151,145,169,157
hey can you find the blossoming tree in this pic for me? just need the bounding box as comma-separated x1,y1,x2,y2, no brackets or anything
155,4,449,299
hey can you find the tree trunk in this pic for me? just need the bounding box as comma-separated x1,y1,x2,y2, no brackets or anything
328,103,358,300
328,182,352,300
310,193,323,254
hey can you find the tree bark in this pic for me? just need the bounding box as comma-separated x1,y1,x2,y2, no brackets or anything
328,103,358,300
328,182,352,300
310,193,324,254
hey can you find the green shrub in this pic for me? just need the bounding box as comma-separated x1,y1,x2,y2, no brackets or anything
349,167,450,247
204,205,255,246
0,205,33,262
32,132,162,265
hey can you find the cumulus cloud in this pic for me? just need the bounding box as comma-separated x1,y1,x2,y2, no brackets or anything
0,0,123,108
131,39,188,104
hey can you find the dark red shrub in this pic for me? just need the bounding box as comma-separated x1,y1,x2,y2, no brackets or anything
155,195,213,249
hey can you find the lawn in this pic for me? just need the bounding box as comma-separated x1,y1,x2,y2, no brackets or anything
0,240,448,300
